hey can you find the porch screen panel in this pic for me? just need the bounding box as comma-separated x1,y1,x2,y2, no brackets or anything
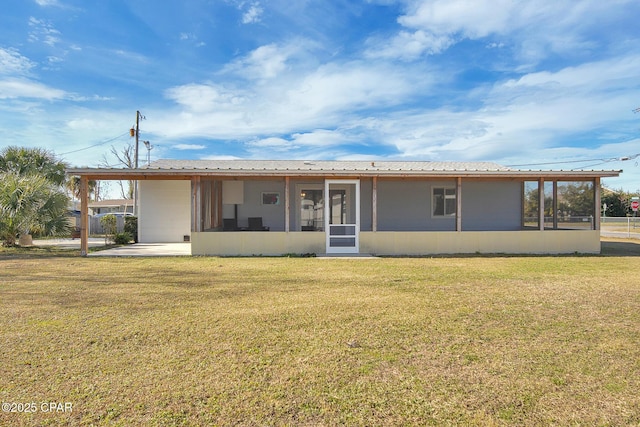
543,181,555,230
300,189,323,231
202,180,212,230
330,190,347,224
556,181,595,230
201,179,222,231
523,181,539,229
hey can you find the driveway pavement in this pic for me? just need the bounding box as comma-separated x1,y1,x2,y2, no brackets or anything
32,237,105,249
600,230,640,239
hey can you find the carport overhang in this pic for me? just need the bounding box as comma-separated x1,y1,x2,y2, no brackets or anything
67,169,194,256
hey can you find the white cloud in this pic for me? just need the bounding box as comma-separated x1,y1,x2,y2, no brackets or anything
369,0,637,63
399,0,516,37
47,56,64,64
368,54,640,163
0,78,66,100
174,144,206,150
502,55,640,90
155,36,431,140
365,30,454,60
0,48,36,75
35,0,62,6
156,56,427,140
179,32,206,47
28,17,61,47
201,154,242,160
226,43,290,80
242,3,264,24
291,130,354,147
248,129,353,150
364,0,521,60
153,45,640,172
66,118,101,130
164,83,246,113
222,40,319,80
247,137,289,148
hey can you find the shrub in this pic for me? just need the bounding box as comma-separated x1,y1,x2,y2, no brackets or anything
114,232,133,245
100,214,117,244
124,216,138,243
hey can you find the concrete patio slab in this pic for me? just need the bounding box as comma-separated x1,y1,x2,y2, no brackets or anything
89,243,191,257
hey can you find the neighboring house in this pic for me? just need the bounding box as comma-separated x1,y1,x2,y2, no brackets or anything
68,160,621,256
88,199,133,215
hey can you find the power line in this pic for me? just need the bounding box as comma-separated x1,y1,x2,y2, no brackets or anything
58,131,130,156
507,153,640,168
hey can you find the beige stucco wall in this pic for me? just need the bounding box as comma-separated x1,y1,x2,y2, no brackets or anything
191,230,600,256
139,180,191,243
360,230,600,255
192,231,325,256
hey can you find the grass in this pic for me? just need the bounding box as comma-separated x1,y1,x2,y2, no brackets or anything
1,248,640,425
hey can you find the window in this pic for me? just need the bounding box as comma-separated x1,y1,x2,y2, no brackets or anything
433,187,456,216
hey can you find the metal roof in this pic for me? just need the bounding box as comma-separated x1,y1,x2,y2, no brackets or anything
67,159,622,179
145,159,510,171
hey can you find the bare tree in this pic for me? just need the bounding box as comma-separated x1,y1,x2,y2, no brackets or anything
100,144,135,200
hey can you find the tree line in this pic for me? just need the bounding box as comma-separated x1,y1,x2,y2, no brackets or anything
601,187,640,217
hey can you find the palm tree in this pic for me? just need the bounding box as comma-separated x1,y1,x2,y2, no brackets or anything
66,176,98,201
0,173,71,246
0,146,67,185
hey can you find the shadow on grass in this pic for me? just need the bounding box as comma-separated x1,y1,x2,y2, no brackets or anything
600,239,640,256
0,242,122,260
0,246,80,260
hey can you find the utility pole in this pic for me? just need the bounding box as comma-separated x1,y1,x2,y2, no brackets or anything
130,110,145,216
134,110,140,169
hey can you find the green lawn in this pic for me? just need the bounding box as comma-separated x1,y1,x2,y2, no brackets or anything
1,250,639,426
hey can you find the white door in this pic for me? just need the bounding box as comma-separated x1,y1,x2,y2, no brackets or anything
325,180,360,254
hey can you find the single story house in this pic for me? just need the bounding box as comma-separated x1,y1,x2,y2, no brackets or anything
88,199,133,215
68,159,621,256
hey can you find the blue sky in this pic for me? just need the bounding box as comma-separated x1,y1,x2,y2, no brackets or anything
2,0,640,190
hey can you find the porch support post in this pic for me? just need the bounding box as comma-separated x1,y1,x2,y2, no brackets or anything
285,176,290,232
216,181,223,229
372,176,378,232
538,178,545,231
191,176,201,233
456,177,462,232
80,175,89,256
594,177,601,231
553,181,558,230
